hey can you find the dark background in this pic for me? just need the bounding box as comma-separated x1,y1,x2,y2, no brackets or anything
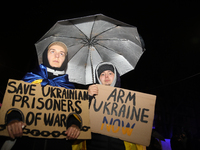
0,0,200,143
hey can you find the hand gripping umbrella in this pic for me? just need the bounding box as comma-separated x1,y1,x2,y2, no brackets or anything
35,14,144,85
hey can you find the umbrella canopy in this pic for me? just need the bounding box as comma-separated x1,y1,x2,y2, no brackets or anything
35,14,144,85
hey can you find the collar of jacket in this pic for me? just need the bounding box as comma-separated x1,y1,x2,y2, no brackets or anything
47,67,65,76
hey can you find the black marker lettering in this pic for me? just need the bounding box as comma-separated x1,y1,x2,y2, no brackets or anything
7,81,17,93
107,88,117,102
75,101,82,114
12,95,22,106
117,89,124,103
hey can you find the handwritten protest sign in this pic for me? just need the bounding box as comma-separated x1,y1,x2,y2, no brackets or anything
90,85,156,146
0,79,91,139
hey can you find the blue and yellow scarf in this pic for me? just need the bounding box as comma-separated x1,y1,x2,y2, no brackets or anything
22,64,75,89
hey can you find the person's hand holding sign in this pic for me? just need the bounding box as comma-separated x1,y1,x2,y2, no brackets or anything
88,84,98,97
65,124,80,140
7,120,26,139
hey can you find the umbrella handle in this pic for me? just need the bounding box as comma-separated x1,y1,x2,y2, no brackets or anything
89,46,95,84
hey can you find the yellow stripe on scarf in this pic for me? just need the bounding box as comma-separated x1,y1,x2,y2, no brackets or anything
136,144,146,150
31,79,43,84
124,141,146,150
72,140,87,150
73,114,81,122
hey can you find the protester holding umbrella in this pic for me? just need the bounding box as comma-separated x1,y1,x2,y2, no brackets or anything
4,41,81,150
87,62,146,150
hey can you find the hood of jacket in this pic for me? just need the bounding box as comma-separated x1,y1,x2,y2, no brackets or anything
95,62,121,88
42,42,68,78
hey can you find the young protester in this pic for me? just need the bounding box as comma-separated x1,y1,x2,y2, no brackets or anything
87,62,146,150
4,41,81,150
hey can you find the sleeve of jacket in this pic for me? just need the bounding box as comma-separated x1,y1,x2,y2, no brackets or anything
67,114,81,129
89,95,94,108
6,110,23,124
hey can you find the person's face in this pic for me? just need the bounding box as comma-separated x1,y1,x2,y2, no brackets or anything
47,45,66,68
99,70,115,86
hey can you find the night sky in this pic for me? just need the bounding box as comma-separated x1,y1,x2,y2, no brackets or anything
1,1,200,140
